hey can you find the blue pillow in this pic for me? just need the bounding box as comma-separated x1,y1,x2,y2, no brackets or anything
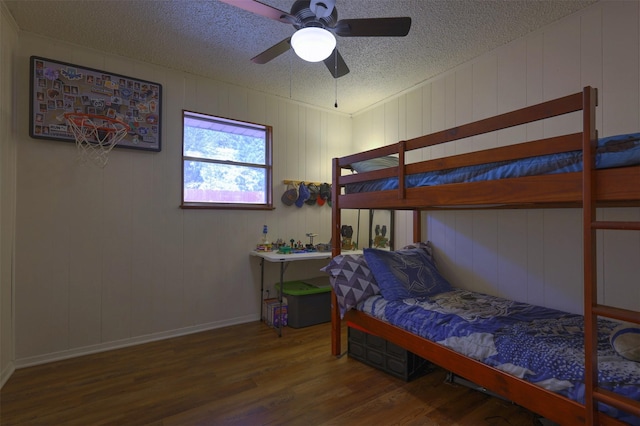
596,133,640,169
400,241,436,266
363,248,452,301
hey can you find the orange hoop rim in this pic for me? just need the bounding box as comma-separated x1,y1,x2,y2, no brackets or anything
64,112,130,133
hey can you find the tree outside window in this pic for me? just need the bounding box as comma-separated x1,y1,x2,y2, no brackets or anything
181,110,273,209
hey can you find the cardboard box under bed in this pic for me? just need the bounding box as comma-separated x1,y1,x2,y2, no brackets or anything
276,277,331,328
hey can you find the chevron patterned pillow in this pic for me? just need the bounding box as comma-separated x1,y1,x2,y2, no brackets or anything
321,254,379,318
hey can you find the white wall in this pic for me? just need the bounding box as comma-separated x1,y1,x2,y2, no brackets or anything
353,1,640,315
0,2,18,387
11,32,351,366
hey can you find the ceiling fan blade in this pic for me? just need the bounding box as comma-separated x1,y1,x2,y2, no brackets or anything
323,49,349,78
218,0,294,25
251,37,292,64
333,17,412,37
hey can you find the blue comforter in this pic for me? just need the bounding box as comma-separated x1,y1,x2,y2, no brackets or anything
346,133,640,193
359,289,640,424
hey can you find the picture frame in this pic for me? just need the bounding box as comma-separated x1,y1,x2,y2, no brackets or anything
369,210,394,250
29,56,162,152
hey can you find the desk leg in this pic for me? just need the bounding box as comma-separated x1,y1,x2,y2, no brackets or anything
260,258,264,321
278,262,284,337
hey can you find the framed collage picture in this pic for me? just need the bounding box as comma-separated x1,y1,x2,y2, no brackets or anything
29,56,162,152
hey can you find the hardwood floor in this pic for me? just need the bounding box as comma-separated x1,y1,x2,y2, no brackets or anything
1,321,544,425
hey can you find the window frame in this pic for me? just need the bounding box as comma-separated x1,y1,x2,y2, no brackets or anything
180,110,274,210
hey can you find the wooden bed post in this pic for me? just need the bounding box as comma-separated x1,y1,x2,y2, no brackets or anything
331,158,342,356
582,86,640,423
582,85,599,426
398,141,406,200
413,211,421,243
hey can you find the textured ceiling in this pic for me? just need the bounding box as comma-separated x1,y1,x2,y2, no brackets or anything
4,0,596,114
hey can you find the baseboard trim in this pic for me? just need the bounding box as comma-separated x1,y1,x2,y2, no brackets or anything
15,314,258,369
1,361,15,389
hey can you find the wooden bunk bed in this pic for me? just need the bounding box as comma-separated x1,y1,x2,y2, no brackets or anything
329,87,640,425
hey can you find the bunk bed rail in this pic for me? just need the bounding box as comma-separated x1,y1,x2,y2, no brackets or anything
333,86,640,211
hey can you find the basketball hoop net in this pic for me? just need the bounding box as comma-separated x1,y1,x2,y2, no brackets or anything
64,113,130,168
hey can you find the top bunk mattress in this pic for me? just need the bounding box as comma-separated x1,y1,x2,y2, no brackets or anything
345,133,640,194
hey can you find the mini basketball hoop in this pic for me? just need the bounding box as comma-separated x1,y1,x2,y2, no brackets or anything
64,112,130,168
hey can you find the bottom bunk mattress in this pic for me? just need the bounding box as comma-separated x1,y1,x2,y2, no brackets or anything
357,289,640,425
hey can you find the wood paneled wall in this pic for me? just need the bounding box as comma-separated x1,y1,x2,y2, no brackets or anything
5,0,640,370
11,32,351,365
352,1,640,315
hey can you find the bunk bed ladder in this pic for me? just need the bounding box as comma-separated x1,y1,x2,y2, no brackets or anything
582,87,640,424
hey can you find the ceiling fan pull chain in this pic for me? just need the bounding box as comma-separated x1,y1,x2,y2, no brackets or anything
334,49,338,108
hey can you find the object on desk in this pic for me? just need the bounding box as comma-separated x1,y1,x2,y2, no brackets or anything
315,243,330,252
373,224,389,248
277,246,292,254
341,225,355,250
342,238,355,250
255,244,273,251
306,232,318,245
369,210,394,250
276,279,331,328
256,225,273,251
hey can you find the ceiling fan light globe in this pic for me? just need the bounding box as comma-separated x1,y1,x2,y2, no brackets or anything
291,27,336,62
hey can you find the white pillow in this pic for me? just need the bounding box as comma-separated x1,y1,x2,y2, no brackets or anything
610,322,640,362
350,156,398,173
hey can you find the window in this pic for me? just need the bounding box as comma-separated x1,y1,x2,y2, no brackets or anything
181,111,273,209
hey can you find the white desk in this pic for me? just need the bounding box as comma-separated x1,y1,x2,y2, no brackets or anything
251,250,332,263
250,250,332,336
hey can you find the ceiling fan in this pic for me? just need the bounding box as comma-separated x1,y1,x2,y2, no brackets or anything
220,0,412,78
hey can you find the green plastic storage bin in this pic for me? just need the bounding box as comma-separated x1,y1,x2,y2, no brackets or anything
275,277,331,328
